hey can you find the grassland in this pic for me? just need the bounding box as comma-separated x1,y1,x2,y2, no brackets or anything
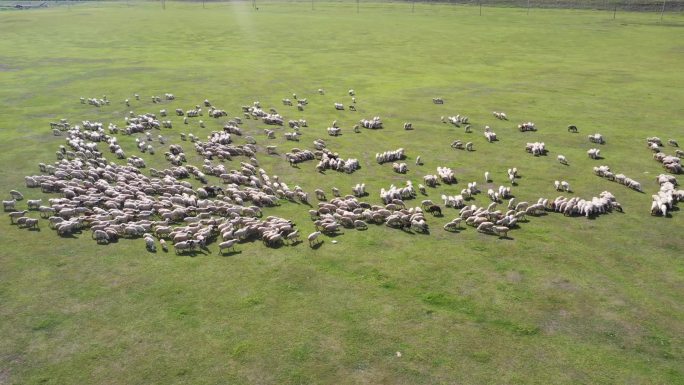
0,2,683,384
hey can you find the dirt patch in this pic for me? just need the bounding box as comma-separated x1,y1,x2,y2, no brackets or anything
549,278,577,291
505,270,523,283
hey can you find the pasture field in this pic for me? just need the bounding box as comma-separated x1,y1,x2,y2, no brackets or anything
0,2,683,384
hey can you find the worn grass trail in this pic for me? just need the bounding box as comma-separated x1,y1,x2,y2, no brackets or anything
0,2,682,384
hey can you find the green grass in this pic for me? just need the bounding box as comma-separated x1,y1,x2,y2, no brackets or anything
1,2,683,384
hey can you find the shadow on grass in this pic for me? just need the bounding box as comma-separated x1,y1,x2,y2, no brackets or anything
220,250,242,257
310,241,324,249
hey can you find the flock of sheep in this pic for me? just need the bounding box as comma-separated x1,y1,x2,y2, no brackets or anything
6,88,682,255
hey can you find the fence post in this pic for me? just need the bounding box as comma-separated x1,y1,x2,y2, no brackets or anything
527,0,531,15
357,0,359,13
660,0,666,21
479,1,482,15
613,3,617,19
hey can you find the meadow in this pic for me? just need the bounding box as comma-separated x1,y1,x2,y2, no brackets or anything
0,2,683,384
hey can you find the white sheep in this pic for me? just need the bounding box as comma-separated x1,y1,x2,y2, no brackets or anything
308,231,322,247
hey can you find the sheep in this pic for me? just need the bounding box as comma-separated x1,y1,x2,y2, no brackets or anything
425,205,442,217
27,199,42,210
432,98,444,104
92,229,110,244
525,142,546,156
3,199,16,211
9,211,28,224
174,240,196,254
451,140,464,150
492,226,510,238
465,142,473,151
588,133,605,144
492,111,508,120
484,171,491,183
359,117,383,129
587,148,601,159
443,218,463,231
219,239,238,254
144,236,156,251
334,103,344,110
518,122,536,132
308,231,322,247
557,154,568,165
315,189,326,201
668,139,679,147
403,122,413,130
415,156,422,165
554,180,562,191
9,190,23,201
561,181,571,192
348,89,355,96
352,183,366,197
567,125,578,133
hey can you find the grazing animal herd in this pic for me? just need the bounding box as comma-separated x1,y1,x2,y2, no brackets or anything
5,89,682,255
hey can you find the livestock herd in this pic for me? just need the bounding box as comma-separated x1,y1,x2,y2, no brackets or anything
4,88,682,255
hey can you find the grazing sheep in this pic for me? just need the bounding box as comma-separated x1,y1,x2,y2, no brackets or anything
567,125,578,133
426,205,442,217
518,122,536,132
485,171,491,183
415,156,422,165
561,181,571,192
492,226,510,238
443,218,463,231
92,229,110,244
334,103,344,110
144,236,156,251
465,142,473,151
432,98,444,104
492,111,508,120
557,154,568,165
668,139,679,147
588,133,605,144
587,148,601,159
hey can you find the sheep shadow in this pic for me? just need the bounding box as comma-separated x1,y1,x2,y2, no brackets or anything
220,250,242,257
27,227,41,232
310,241,324,249
263,242,285,250
180,250,208,257
497,235,514,241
